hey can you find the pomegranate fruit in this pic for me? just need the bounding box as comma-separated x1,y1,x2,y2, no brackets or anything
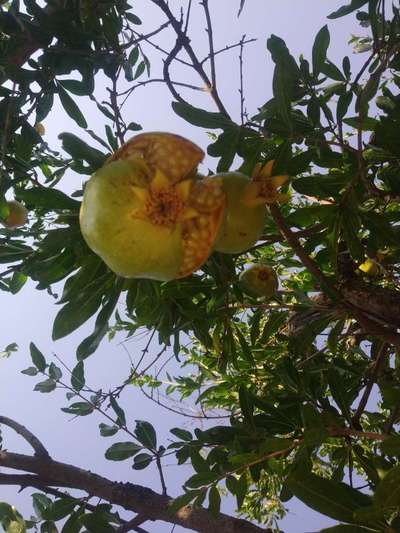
239,264,278,298
1,200,28,229
79,132,225,281
213,172,267,254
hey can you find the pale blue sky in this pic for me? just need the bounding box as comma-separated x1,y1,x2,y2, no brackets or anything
1,2,367,531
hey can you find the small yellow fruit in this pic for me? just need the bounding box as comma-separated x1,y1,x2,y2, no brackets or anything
239,264,278,298
1,200,28,228
357,258,381,277
213,172,267,254
35,123,45,136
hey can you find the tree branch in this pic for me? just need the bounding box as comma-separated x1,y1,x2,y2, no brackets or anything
0,416,50,458
149,0,230,117
269,204,341,299
352,343,388,428
201,0,217,90
269,204,400,347
0,450,266,533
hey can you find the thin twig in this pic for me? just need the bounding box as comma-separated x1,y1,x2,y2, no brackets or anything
238,35,246,125
201,0,216,91
200,38,257,66
156,454,167,495
352,343,388,428
150,0,230,117
163,37,188,104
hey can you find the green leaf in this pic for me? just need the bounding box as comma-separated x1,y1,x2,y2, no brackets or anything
32,494,52,520
343,116,378,131
52,276,112,340
126,121,142,132
168,491,200,513
58,76,94,96
374,466,400,509
134,420,157,449
36,92,54,122
60,509,84,533
328,0,369,19
381,436,400,457
272,64,292,128
8,271,27,294
99,423,119,437
132,452,153,470
170,428,192,441
105,441,142,461
126,12,141,24
185,472,218,488
18,186,80,211
312,25,330,76
0,243,33,264
110,396,126,426
288,472,372,523
189,449,210,473
128,46,139,66
58,85,88,129
320,60,346,82
30,342,46,372
337,91,353,121
59,133,107,170
71,361,85,391
48,363,62,381
42,499,76,521
207,126,241,172
238,386,254,427
208,486,221,517
292,174,349,198
133,60,146,80
21,366,39,376
172,101,235,129
259,311,287,344
61,402,94,416
76,279,123,360
80,512,114,533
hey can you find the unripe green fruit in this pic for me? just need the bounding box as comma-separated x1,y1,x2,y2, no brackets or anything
1,200,28,228
213,172,267,254
239,264,278,298
79,132,225,281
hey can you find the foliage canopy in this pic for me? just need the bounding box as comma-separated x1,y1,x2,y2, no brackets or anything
1,0,400,532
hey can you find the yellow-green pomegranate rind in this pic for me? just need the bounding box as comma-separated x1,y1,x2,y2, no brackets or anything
107,131,204,183
80,159,183,281
239,264,278,298
213,172,267,254
1,200,28,228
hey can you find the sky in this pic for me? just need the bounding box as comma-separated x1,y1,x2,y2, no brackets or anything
1,1,369,531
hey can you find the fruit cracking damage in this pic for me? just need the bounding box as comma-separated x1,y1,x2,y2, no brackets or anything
79,132,287,281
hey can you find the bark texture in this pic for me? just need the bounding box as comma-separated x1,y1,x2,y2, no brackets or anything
0,451,266,533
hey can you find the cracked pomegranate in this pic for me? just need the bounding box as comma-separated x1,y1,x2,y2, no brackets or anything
79,132,225,281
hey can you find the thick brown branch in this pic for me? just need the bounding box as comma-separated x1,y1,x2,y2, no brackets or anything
0,416,50,458
328,427,388,442
269,204,400,346
0,451,265,533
